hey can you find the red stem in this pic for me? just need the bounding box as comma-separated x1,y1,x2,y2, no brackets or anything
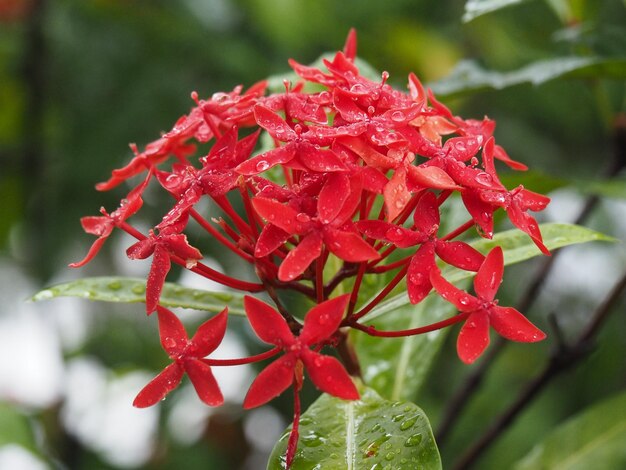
368,255,411,273
190,209,254,263
350,311,470,337
203,346,281,366
348,262,367,316
349,263,409,322
440,218,475,242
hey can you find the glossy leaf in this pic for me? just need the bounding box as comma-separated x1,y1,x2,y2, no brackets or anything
463,0,533,23
514,391,626,470
267,386,441,470
31,277,245,315
431,57,626,99
352,223,613,400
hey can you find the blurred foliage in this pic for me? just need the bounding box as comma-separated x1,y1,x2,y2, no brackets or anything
1,0,625,469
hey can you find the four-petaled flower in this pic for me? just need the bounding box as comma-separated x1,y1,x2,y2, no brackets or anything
242,294,359,409
134,306,228,407
430,246,546,364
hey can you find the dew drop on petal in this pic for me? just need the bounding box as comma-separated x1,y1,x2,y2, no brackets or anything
391,111,405,122
255,160,270,172
474,172,493,187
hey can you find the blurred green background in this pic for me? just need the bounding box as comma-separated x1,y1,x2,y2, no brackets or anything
1,0,625,469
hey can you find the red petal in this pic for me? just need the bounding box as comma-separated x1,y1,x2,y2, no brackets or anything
301,350,359,400
334,89,369,122
407,165,461,190
323,229,380,262
243,296,294,347
407,243,436,304
356,220,424,248
384,166,412,222
331,173,363,226
507,204,550,255
69,235,108,268
408,72,426,105
436,241,485,272
163,233,202,262
300,294,350,345
80,215,113,237
146,246,172,314
235,145,296,175
184,359,224,406
490,306,546,343
474,246,503,302
278,232,323,282
461,190,494,238
156,305,189,355
133,362,184,408
494,144,528,171
457,311,490,364
254,105,296,142
299,145,347,173
126,237,156,260
255,224,290,257
190,308,228,357
243,354,296,409
339,136,395,170
430,267,480,312
343,28,357,61
252,197,303,235
318,173,350,224
413,191,440,234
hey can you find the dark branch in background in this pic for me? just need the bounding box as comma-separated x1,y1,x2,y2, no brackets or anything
21,0,48,273
452,269,626,470
436,114,626,445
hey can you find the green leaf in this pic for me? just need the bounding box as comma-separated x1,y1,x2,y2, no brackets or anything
575,177,626,199
352,293,463,401
514,391,626,470
0,403,37,453
430,57,626,99
463,0,533,23
267,386,441,470
31,277,245,315
353,223,614,401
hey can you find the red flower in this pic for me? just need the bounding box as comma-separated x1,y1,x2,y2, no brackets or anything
242,295,359,409
134,306,227,407
430,246,546,364
69,170,152,268
358,191,484,304
126,219,202,314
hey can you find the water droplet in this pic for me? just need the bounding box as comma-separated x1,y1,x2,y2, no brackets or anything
391,413,404,422
368,106,376,115
301,433,324,447
255,160,270,171
470,156,479,166
350,84,366,94
404,433,423,447
391,111,405,122
459,296,471,306
400,417,417,430
474,172,493,187
296,213,310,223
132,284,146,295
385,452,395,461
108,281,122,290
164,337,177,349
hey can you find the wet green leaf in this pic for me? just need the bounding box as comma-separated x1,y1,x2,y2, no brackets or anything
463,0,533,23
31,277,245,315
267,386,441,470
514,391,626,470
431,57,626,98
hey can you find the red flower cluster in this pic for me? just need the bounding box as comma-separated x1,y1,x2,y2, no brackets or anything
72,30,548,466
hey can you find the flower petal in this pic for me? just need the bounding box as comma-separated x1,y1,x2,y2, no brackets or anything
278,232,323,282
489,306,546,343
407,243,436,305
300,294,350,345
407,165,461,190
190,308,228,357
243,296,294,347
356,220,423,248
254,105,296,142
184,359,224,406
251,197,304,235
413,191,440,234
255,224,290,258
318,173,350,224
457,311,490,364
156,305,189,355
474,246,503,302
243,354,296,409
301,350,359,400
146,245,171,314
133,362,184,408
384,166,412,222
436,241,485,272
430,267,480,312
323,229,380,263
